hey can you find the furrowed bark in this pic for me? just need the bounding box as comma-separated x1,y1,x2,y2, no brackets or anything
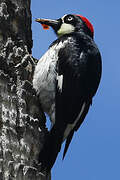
0,0,50,179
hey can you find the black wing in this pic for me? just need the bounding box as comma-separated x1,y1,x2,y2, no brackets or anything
55,36,102,158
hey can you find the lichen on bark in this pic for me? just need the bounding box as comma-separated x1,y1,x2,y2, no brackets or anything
0,0,50,179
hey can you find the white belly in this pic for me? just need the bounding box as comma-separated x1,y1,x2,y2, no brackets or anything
33,41,68,123
33,39,71,124
33,48,56,122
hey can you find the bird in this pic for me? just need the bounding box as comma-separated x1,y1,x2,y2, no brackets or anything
33,14,102,172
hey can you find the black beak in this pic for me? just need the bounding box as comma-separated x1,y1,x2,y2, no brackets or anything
35,18,60,31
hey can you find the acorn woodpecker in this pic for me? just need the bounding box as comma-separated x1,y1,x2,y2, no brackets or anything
33,14,102,172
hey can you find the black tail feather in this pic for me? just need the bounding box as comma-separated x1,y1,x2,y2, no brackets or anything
62,130,74,160
38,126,63,172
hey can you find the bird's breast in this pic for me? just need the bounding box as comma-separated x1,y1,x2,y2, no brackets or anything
33,39,70,123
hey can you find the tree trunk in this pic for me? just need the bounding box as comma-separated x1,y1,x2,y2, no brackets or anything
0,0,50,179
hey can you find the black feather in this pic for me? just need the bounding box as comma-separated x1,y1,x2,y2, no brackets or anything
38,125,63,172
62,130,74,160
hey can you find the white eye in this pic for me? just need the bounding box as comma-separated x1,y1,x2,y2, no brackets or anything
67,16,73,21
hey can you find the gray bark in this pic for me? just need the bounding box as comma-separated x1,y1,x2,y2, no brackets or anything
0,0,50,179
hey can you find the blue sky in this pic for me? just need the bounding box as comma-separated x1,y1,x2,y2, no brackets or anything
31,1,120,180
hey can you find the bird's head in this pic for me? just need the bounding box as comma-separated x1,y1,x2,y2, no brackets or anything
36,14,94,38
